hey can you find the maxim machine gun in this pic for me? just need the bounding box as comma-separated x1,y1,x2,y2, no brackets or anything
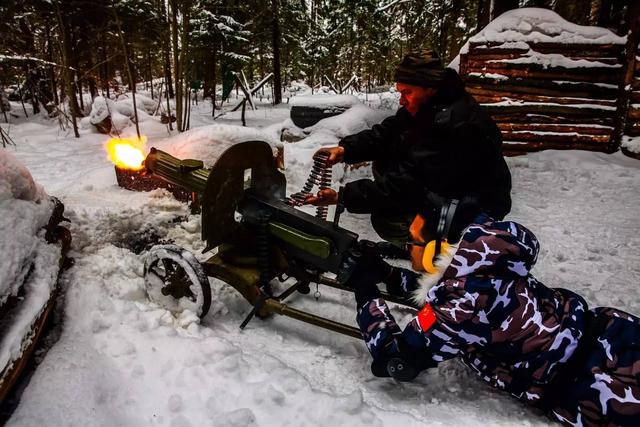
141,140,412,338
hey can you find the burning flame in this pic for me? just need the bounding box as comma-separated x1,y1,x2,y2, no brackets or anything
106,136,146,170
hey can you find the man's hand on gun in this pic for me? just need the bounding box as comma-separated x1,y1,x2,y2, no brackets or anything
304,188,339,206
315,146,345,166
303,146,344,207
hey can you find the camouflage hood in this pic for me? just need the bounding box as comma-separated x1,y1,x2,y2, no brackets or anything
412,219,540,305
443,220,540,280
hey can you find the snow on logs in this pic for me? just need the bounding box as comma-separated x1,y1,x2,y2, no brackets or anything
289,94,360,129
458,8,628,153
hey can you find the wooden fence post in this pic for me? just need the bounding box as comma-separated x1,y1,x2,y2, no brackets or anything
611,2,640,151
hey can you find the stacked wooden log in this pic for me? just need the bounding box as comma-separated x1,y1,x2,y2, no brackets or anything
626,46,640,139
459,41,626,153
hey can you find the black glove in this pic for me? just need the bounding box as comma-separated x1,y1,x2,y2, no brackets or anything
370,336,437,381
349,240,392,306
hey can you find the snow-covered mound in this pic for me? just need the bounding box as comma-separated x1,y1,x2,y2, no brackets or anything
0,150,61,376
115,93,158,116
305,104,390,140
0,150,54,302
470,8,626,45
290,94,360,109
283,103,391,195
154,124,283,168
622,135,640,154
86,96,131,133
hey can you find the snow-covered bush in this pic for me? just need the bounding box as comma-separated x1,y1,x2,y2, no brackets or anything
115,93,158,116
88,96,131,134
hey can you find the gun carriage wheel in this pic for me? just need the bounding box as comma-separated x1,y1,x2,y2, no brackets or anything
144,245,211,317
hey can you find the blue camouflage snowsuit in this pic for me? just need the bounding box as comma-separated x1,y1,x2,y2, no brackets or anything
356,217,640,426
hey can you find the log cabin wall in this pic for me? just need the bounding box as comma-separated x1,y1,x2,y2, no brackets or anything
459,41,627,154
627,44,640,139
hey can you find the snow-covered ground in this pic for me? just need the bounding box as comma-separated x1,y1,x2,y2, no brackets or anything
2,93,640,427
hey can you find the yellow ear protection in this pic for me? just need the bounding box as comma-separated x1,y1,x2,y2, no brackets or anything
422,239,451,273
421,198,459,274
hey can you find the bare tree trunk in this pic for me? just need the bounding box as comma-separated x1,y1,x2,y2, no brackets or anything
55,2,80,137
491,0,519,20
179,3,190,131
101,33,110,99
45,23,59,105
475,0,491,33
170,0,182,130
554,0,593,26
160,0,174,99
148,48,154,99
113,8,141,139
271,0,282,105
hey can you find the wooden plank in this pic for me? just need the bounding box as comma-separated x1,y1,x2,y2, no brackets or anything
628,107,640,120
490,113,614,126
470,91,616,107
497,123,613,135
0,293,57,403
466,64,622,82
467,53,620,65
469,41,624,56
466,66,619,83
464,75,619,98
500,131,610,144
503,140,609,152
467,85,616,103
482,104,615,117
625,121,640,136
467,59,622,74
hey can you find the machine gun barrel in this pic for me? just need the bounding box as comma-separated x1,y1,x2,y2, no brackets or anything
144,148,210,194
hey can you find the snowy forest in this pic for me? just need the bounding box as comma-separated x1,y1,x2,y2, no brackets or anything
1,1,640,427
0,0,634,134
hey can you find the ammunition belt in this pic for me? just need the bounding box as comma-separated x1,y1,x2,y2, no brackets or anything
287,151,332,220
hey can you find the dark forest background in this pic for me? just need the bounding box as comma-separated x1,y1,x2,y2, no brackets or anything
0,0,633,133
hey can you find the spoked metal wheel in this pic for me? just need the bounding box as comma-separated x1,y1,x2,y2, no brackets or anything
144,244,211,318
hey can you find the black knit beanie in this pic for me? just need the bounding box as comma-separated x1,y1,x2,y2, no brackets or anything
394,50,445,88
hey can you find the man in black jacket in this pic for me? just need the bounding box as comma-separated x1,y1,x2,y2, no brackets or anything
306,51,512,248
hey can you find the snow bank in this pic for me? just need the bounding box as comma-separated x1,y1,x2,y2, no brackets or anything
0,150,61,373
88,96,131,133
290,94,360,109
154,124,283,168
305,104,389,139
115,93,159,116
622,135,640,154
469,8,626,45
0,149,53,301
